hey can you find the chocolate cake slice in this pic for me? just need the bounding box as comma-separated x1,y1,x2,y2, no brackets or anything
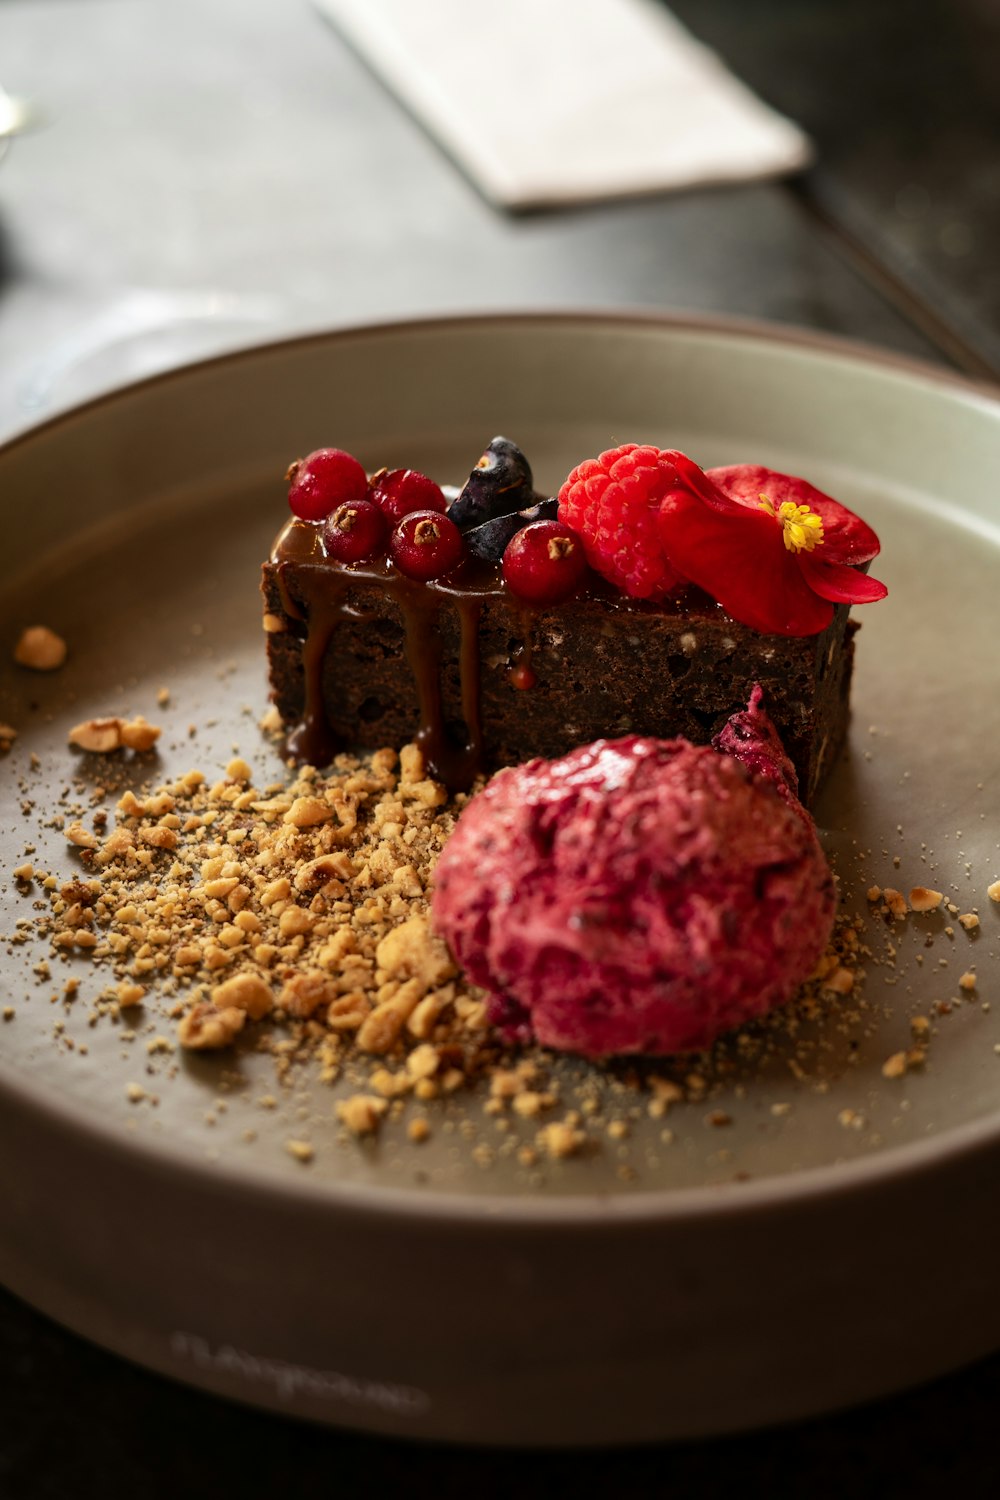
261,521,856,805
261,437,884,805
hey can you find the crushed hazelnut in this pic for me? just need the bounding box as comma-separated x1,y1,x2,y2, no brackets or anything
211,973,274,1021
280,971,337,1019
69,716,161,754
909,886,943,913
177,1002,246,1050
336,1094,389,1136
537,1120,587,1159
14,625,67,671
9,732,926,1176
882,888,908,920
284,796,331,829
375,916,455,988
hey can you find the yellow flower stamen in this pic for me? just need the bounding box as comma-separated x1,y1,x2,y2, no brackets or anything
759,494,824,554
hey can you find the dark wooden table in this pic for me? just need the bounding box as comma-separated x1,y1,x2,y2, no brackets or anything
1,1,998,1493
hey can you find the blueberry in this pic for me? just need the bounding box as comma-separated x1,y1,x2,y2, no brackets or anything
447,437,535,531
465,496,559,562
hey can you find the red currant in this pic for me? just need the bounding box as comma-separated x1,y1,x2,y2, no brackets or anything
502,520,588,604
322,499,387,564
287,448,367,521
390,510,464,581
369,467,446,525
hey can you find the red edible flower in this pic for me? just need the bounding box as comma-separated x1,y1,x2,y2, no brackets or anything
656,452,888,636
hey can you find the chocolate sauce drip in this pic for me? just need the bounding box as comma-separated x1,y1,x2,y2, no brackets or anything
268,517,696,788
271,520,507,788
508,603,538,691
277,563,341,766
455,592,484,776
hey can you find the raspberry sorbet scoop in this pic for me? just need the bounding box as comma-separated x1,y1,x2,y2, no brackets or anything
431,699,835,1057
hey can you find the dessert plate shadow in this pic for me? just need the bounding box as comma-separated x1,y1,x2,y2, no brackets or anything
1,312,999,1446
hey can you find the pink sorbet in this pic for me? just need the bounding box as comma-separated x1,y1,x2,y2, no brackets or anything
431,699,835,1057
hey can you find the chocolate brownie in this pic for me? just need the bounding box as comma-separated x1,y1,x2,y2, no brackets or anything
261,515,856,805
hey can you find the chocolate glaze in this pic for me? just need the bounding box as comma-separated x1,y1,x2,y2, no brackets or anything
265,516,854,803
272,517,570,787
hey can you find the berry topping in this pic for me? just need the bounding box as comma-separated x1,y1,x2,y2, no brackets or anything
502,520,589,605
369,467,446,525
322,498,387,564
448,436,536,531
557,443,683,600
286,447,368,522
390,510,464,581
465,496,559,562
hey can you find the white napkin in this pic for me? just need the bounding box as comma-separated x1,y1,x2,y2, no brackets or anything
314,0,811,210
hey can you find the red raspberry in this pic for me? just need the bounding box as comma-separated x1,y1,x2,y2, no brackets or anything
557,443,682,599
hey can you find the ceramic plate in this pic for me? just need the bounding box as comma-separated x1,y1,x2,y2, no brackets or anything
1,313,999,1445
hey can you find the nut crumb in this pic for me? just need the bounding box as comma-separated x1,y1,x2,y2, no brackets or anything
65,821,100,850
14,625,67,671
284,796,331,829
882,888,908,920
211,973,274,1021
285,1139,314,1163
69,716,161,754
177,1002,246,1050
337,1094,388,1136
537,1120,586,1159
909,886,943,913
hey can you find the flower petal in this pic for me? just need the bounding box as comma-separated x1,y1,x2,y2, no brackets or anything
708,465,882,564
659,450,740,513
800,553,889,604
658,491,834,636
